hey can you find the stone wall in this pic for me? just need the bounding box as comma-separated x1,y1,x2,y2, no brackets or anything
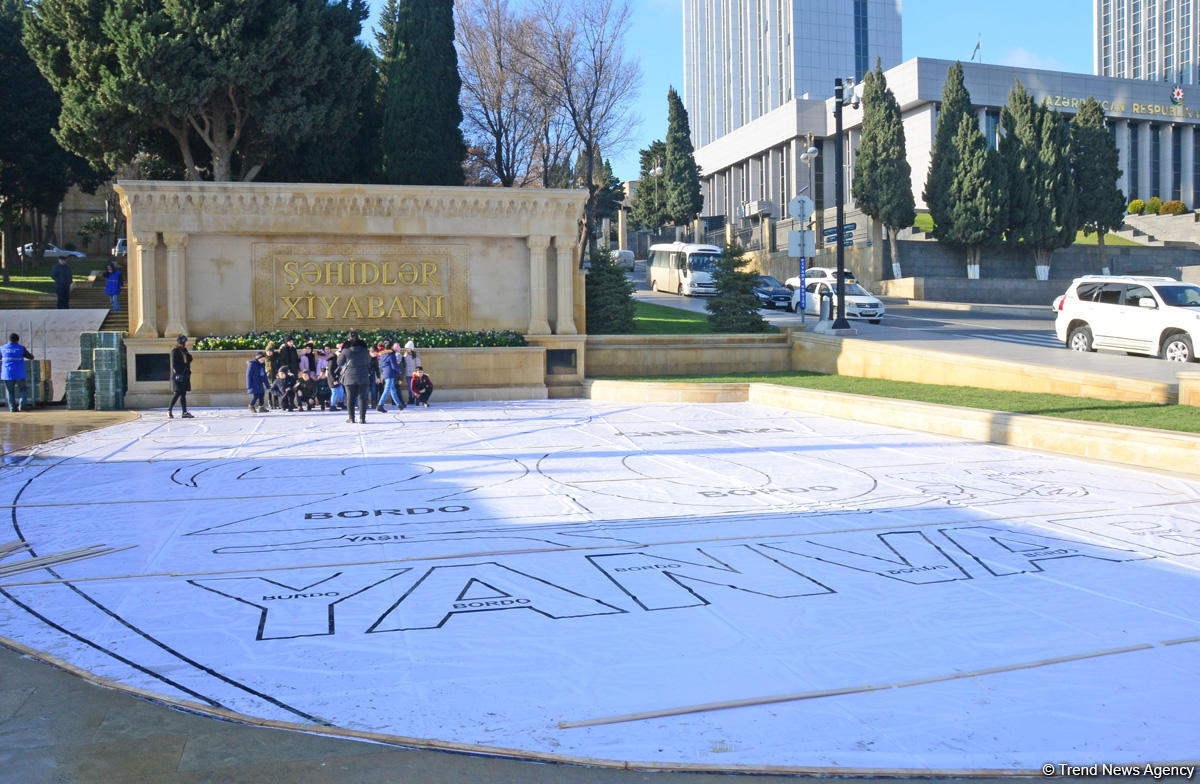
114,181,587,340
585,334,794,377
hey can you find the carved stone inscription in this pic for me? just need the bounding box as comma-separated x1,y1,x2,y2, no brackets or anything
252,243,468,330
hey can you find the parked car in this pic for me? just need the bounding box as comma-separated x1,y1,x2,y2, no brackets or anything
19,242,85,259
782,265,856,290
790,279,885,323
112,238,127,257
1053,274,1200,361
614,249,634,270
752,275,793,309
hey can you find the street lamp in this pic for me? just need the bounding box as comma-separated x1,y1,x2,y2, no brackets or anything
832,77,858,331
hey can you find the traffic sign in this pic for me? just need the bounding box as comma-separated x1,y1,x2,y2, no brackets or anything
788,230,815,257
787,194,814,221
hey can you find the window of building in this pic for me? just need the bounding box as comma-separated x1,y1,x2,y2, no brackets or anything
779,145,788,218
1151,125,1162,197
854,0,869,81
1130,124,1141,200
985,110,1000,150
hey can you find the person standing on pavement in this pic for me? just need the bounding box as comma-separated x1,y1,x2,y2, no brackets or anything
376,343,405,412
401,341,421,404
336,330,371,424
104,262,122,311
1,334,34,412
246,351,269,413
50,258,72,309
168,334,194,419
278,336,300,374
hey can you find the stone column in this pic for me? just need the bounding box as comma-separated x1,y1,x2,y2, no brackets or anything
1183,126,1196,207
131,232,160,338
527,234,551,335
163,232,190,337
553,235,578,335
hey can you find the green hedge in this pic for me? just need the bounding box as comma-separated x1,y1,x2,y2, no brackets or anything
1128,198,1145,214
193,328,527,351
1146,196,1163,214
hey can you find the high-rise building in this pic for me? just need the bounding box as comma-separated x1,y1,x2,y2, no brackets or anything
1095,0,1197,83
683,0,902,148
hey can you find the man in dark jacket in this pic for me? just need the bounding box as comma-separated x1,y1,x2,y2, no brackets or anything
277,336,300,374
336,330,372,423
246,351,269,413
50,258,72,309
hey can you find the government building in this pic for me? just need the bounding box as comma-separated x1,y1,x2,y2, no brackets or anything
687,1,1200,238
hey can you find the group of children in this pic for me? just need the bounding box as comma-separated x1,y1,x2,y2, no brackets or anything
244,336,434,414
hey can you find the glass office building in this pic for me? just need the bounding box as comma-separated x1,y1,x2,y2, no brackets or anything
1096,0,1197,84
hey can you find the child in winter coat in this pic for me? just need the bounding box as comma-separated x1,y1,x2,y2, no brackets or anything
316,368,332,410
410,366,433,407
246,351,269,412
294,370,318,411
269,369,296,411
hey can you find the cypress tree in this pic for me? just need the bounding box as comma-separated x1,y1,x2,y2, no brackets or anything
924,62,973,239
1026,106,1079,274
664,87,703,226
584,246,636,334
631,140,669,229
706,244,768,333
378,0,466,185
1071,97,1125,269
945,114,1007,275
999,81,1037,244
851,60,915,276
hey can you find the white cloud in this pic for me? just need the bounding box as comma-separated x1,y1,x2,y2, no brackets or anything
996,46,1070,73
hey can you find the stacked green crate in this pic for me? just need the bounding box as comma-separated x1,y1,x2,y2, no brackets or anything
66,369,95,410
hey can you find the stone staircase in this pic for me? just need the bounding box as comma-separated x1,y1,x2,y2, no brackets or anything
70,285,129,332
1119,212,1200,248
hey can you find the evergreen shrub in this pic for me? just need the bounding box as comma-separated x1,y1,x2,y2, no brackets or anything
584,246,636,334
1128,199,1145,214
1147,197,1163,214
706,244,768,333
1160,200,1188,215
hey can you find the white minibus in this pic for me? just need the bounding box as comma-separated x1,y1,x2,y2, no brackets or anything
646,242,721,296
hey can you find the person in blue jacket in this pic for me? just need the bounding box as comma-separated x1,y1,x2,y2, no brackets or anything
376,343,406,413
0,334,35,413
104,262,122,311
246,351,269,413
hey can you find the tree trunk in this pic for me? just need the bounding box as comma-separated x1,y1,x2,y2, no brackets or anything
887,225,900,278
167,124,200,181
1097,231,1109,274
0,203,13,285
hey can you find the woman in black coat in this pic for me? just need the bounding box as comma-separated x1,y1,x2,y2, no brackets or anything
169,334,194,418
336,330,372,424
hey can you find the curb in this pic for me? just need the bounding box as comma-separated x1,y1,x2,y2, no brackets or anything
879,298,1052,319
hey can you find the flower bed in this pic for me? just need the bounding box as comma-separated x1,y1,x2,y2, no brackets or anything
193,328,527,351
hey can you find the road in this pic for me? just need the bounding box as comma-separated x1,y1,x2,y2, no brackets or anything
630,268,1183,386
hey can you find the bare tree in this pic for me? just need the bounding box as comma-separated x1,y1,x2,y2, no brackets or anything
456,0,543,187
524,0,639,256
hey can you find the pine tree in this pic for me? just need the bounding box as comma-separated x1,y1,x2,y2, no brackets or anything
378,0,466,185
664,87,703,226
945,114,1007,274
851,60,915,276
1071,97,1125,268
706,244,768,333
924,62,973,239
630,140,669,229
584,246,636,334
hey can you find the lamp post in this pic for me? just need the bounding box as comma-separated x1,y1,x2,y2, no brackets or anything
832,77,858,331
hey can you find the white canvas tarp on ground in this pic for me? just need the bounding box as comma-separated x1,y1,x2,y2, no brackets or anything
1,401,1198,770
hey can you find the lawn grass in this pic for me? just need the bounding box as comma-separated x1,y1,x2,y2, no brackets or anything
632,300,714,334
0,257,102,296
604,370,1200,434
911,212,1138,247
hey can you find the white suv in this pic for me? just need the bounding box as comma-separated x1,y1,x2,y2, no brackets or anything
1053,275,1200,362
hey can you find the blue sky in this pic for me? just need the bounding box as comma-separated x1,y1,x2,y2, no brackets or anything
366,0,1094,182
